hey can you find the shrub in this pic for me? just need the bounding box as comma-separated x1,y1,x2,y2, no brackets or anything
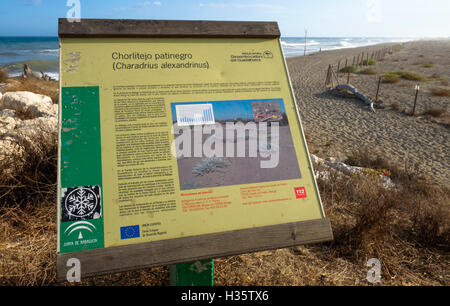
362,59,377,66
420,63,434,68
423,108,446,117
382,73,401,84
430,87,450,97
339,66,358,73
358,68,377,75
393,71,427,82
390,102,401,111
325,148,450,257
0,66,8,82
428,73,442,81
4,77,59,103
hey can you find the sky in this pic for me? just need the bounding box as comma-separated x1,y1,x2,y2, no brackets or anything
171,99,286,121
0,0,449,37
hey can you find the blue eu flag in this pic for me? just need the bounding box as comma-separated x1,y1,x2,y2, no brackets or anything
120,225,140,239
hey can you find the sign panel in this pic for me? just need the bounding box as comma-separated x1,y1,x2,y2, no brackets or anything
57,19,332,279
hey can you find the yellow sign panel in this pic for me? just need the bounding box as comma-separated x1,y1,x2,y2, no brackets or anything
57,20,331,277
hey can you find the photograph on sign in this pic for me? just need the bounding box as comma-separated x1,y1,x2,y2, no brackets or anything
171,99,301,190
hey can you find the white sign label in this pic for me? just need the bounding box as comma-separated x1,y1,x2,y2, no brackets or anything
176,104,215,126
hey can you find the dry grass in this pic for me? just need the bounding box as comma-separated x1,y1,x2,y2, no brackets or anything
382,73,401,84
343,149,449,248
390,103,402,112
3,77,59,104
420,63,434,68
427,73,444,82
392,71,428,82
1,143,449,285
0,134,57,210
423,108,446,118
216,150,449,286
0,66,8,83
382,71,428,84
430,87,450,97
359,68,377,75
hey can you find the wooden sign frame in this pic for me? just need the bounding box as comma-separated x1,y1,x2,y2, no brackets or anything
56,19,333,280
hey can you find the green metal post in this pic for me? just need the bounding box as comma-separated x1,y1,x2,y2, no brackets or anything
170,259,214,286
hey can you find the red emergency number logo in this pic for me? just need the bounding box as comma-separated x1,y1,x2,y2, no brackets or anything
294,187,307,199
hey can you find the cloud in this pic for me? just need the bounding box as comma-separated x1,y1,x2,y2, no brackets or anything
199,2,285,11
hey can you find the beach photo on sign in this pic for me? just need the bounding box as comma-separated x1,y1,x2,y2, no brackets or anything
171,99,301,190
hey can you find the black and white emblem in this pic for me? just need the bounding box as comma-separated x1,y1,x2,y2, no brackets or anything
61,186,101,222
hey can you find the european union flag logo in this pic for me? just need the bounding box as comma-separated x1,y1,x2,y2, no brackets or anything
120,225,140,239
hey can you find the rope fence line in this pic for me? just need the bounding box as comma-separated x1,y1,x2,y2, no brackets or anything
322,44,422,115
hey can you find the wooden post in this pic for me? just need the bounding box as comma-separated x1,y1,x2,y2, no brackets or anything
325,64,333,87
347,71,350,84
345,59,348,68
337,60,341,78
352,56,356,67
375,76,381,102
170,260,214,286
412,84,420,116
356,55,360,67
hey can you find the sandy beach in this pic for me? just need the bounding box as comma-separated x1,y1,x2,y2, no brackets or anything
287,40,450,184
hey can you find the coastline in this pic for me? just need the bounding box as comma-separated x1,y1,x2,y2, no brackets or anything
0,36,415,80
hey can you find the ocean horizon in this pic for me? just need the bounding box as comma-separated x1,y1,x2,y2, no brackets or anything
0,36,414,80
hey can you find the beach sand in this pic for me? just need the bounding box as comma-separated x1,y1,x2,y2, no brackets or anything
287,40,450,184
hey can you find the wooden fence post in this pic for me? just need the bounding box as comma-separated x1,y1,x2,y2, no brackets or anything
337,60,341,78
375,76,381,102
412,84,420,116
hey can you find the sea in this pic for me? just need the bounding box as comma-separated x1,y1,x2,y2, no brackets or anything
0,36,413,80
